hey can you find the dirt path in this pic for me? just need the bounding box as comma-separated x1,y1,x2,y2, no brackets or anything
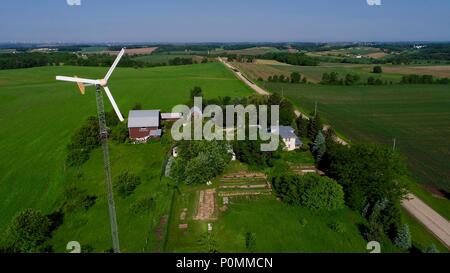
219,58,270,96
402,194,450,249
220,57,449,249
220,58,349,146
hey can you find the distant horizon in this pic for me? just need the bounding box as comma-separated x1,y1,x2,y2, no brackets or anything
1,0,449,43
1,40,450,46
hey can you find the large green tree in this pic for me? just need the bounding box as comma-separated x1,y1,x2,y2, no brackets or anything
2,209,52,253
171,140,231,184
328,144,408,211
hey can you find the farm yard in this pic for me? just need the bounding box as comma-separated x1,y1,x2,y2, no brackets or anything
1,47,449,253
0,62,253,251
305,46,388,59
165,163,399,253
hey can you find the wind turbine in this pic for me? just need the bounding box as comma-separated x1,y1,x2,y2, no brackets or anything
56,48,127,253
56,48,126,122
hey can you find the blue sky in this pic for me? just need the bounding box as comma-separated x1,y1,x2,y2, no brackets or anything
0,0,449,43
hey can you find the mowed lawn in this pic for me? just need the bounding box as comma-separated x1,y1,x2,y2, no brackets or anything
0,62,253,236
266,83,450,194
167,189,397,253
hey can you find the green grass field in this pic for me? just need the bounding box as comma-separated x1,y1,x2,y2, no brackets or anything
265,83,450,195
50,143,173,252
0,62,253,249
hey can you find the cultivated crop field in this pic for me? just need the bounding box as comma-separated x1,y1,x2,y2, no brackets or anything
0,62,253,250
212,47,283,56
265,83,450,193
234,61,423,83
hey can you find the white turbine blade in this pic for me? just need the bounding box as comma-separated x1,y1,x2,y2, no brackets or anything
103,86,124,122
104,48,126,83
56,76,100,85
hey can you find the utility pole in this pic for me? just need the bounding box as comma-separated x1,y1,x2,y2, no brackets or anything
314,101,318,117
95,85,120,253
393,138,397,151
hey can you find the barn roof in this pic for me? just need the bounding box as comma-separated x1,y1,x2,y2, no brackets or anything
128,110,160,128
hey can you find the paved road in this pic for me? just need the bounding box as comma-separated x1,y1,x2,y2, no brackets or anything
402,194,450,249
220,57,449,249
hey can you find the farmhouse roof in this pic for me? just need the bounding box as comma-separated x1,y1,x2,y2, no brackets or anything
272,126,302,144
128,110,160,128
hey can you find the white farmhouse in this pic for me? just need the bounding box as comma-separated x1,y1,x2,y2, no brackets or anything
271,126,302,151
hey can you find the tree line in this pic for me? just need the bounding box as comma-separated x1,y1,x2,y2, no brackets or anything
259,52,319,66
0,52,198,70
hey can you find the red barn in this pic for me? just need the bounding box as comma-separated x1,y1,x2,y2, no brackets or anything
128,110,161,142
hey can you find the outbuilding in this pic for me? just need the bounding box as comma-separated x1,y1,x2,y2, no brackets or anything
128,110,161,142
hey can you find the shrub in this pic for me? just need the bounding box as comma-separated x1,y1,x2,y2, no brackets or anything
66,148,90,167
198,232,218,253
114,171,141,198
129,197,156,214
394,224,412,250
297,174,345,211
110,122,129,143
63,187,97,212
373,66,383,74
362,221,384,242
66,117,100,167
329,221,346,233
272,174,345,211
2,209,52,253
298,218,308,228
422,244,439,253
245,232,256,253
344,73,360,85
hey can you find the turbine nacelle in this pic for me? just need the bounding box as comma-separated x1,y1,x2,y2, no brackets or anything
56,48,126,122
98,79,108,87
